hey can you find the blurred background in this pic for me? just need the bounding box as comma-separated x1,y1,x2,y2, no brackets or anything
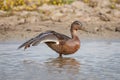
0,0,120,41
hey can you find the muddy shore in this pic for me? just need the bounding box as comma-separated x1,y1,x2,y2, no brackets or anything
0,1,120,42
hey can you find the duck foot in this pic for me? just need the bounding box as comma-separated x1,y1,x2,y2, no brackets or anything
58,54,63,58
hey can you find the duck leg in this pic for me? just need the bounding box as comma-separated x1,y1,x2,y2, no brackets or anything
59,54,63,58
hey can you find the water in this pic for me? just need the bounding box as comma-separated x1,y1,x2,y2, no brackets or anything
0,40,120,80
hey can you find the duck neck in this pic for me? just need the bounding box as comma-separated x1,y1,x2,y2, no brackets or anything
71,30,78,39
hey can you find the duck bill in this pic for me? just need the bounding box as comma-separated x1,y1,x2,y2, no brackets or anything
81,27,88,32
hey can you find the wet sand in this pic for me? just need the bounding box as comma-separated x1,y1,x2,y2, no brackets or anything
0,0,120,41
0,19,120,42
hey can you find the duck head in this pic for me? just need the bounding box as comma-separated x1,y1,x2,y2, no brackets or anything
70,21,86,32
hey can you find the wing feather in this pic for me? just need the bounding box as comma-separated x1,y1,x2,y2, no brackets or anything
32,33,59,46
18,31,59,50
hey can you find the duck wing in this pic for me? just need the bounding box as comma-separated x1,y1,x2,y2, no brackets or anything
18,31,70,50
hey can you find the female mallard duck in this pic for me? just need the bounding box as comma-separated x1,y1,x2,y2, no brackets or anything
18,21,86,57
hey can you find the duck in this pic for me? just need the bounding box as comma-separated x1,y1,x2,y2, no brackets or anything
18,21,87,57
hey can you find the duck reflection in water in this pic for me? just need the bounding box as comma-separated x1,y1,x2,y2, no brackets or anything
45,57,80,74
23,57,80,80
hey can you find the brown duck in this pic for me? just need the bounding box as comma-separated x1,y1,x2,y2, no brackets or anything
18,21,86,57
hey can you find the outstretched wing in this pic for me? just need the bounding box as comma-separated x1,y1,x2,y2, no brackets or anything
18,31,59,50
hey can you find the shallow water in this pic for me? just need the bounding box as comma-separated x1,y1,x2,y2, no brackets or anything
0,40,120,80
